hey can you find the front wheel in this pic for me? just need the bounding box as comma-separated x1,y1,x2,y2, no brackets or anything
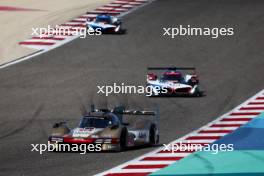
116,128,127,152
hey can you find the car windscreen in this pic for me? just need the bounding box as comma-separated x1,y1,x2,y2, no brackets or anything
95,17,111,23
79,117,112,128
162,74,183,81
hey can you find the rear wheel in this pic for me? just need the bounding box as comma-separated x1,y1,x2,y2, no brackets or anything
149,125,158,145
193,87,203,97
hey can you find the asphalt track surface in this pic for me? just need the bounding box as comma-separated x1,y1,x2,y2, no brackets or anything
1,0,264,175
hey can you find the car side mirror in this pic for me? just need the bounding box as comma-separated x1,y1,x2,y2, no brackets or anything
122,122,129,126
147,73,157,81
53,122,66,128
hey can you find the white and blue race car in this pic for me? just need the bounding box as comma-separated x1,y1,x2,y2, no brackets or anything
147,67,203,96
86,14,124,34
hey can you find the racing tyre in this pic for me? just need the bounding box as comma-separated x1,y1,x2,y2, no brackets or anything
118,128,128,152
194,87,203,97
149,125,158,145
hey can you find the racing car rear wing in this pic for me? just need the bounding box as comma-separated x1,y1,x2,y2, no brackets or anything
121,110,156,115
117,108,160,127
91,105,159,116
147,67,196,70
90,105,160,127
91,107,157,116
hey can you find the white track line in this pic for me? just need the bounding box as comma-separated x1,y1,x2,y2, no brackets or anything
205,127,237,130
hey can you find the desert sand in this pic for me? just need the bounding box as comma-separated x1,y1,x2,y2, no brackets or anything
0,0,112,65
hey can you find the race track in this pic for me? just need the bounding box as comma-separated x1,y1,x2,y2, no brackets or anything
1,0,264,175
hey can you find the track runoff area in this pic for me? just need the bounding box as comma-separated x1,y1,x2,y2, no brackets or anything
18,0,152,50
96,89,264,176
0,0,152,69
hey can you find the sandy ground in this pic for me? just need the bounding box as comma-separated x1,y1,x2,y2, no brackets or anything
0,0,112,65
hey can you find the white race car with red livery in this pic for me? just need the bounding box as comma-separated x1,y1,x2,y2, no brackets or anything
147,67,202,96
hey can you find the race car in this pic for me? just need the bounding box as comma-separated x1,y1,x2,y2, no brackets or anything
147,67,202,96
48,106,159,152
86,14,124,34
